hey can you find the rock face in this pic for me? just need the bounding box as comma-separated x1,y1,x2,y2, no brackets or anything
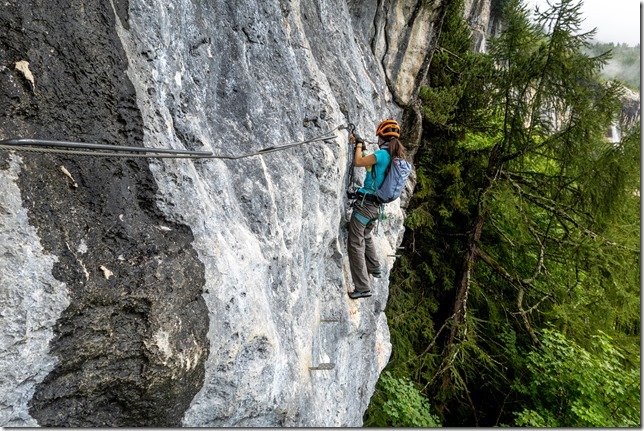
0,0,450,427
463,0,502,52
619,88,641,131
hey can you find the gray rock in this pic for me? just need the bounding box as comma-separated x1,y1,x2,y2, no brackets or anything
0,157,69,427
0,0,459,427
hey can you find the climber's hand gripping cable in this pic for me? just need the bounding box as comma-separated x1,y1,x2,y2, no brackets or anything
346,123,365,200
347,123,365,147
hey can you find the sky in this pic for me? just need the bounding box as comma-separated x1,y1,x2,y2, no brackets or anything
523,0,641,46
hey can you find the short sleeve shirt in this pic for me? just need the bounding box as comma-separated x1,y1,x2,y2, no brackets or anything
359,149,391,195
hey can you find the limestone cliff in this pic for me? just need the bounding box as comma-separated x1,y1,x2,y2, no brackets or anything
0,0,453,427
463,0,502,52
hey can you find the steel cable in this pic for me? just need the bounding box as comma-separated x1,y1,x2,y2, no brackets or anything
0,125,346,160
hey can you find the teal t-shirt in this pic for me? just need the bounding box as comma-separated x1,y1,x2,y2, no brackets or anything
359,149,391,194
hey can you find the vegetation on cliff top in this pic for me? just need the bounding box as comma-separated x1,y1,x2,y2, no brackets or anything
588,42,640,90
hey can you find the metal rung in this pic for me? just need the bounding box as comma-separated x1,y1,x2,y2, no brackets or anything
309,363,335,371
320,317,340,322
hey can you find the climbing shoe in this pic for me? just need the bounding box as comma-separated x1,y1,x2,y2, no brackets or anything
348,290,372,299
369,268,383,278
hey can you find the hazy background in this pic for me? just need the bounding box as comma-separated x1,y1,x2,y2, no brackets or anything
524,0,640,46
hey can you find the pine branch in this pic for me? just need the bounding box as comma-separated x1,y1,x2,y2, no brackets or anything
452,370,480,426
475,246,545,344
513,288,553,342
495,390,513,426
488,217,516,247
514,292,553,315
505,173,637,252
501,171,592,220
503,170,586,205
522,229,546,284
416,313,456,359
476,246,525,287
437,46,465,61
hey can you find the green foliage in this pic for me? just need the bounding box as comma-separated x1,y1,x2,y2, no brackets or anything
459,131,499,150
365,372,441,427
418,86,462,126
513,329,641,427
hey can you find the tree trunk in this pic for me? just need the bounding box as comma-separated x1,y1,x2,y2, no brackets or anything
440,211,486,395
439,150,501,399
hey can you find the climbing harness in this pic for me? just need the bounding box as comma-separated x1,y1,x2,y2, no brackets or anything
0,124,345,160
352,211,374,226
351,200,387,235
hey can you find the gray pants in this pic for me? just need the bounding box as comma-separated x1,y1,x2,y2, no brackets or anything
348,201,381,292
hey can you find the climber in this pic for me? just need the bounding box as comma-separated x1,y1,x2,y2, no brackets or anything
347,119,408,299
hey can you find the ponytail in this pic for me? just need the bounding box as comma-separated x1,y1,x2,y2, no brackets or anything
386,137,407,160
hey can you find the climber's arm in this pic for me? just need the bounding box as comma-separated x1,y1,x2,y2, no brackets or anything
353,144,376,167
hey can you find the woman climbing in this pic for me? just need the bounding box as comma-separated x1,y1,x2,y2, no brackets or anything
347,119,408,299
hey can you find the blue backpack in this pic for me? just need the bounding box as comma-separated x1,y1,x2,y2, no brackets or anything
373,157,412,203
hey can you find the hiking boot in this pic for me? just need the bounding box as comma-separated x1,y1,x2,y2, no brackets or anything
369,268,383,278
348,290,372,299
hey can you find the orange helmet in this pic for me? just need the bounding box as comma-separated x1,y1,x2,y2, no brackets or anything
376,119,400,140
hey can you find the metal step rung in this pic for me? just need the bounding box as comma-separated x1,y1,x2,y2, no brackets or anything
309,363,335,371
